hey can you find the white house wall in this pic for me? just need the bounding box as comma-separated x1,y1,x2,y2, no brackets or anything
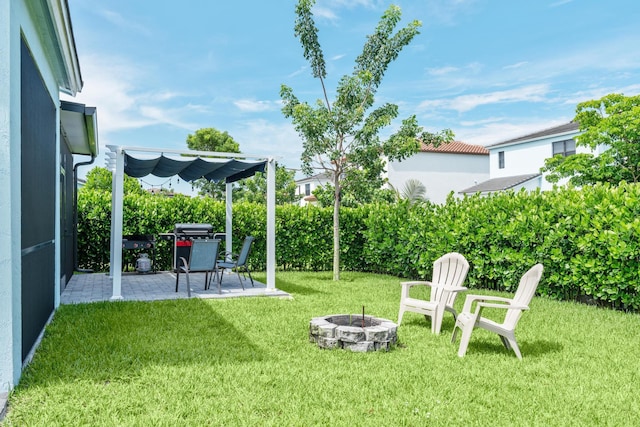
489,130,587,191
296,175,331,206
0,0,65,395
388,152,489,204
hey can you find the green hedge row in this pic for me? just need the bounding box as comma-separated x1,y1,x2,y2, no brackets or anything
77,192,369,274
362,183,640,310
78,182,640,310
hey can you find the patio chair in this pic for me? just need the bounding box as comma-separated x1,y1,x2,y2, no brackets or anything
451,263,544,359
217,236,255,290
175,238,221,296
398,252,470,334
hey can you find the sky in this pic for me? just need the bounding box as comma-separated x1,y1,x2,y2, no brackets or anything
63,0,640,194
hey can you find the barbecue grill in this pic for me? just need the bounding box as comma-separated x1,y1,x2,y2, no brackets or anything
122,234,156,273
160,223,215,271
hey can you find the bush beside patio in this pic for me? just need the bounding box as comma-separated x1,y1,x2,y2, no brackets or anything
4,272,640,426
79,182,640,310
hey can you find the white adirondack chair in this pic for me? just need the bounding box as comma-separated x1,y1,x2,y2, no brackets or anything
451,263,544,359
398,252,470,334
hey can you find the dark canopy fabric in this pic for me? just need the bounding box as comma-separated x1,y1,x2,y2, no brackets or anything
124,153,267,183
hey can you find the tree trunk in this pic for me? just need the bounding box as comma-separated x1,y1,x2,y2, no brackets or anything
333,178,341,281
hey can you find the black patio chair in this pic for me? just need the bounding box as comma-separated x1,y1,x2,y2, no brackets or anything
217,236,255,290
175,238,221,296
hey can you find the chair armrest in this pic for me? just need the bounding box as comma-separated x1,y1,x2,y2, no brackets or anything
474,302,529,317
400,281,434,300
439,285,467,293
178,256,189,271
476,302,529,311
462,294,514,313
400,281,434,288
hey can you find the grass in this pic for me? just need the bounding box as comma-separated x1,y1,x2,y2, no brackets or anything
3,271,640,426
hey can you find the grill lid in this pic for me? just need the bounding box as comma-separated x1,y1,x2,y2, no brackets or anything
174,223,214,234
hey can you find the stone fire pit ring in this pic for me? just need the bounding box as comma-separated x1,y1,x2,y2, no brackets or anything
309,314,398,352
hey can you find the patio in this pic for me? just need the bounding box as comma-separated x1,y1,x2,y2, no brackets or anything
61,270,290,305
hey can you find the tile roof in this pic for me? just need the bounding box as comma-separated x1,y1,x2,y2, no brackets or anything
420,140,489,155
486,121,580,148
459,173,541,194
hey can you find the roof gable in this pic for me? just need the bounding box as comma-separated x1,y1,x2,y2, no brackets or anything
486,122,580,149
421,140,489,155
459,173,541,194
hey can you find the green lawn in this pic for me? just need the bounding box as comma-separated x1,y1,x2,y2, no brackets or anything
4,272,640,426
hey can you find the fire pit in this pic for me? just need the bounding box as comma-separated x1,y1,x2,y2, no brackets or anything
309,313,398,352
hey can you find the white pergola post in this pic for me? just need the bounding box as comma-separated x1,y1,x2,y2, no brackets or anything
107,150,116,278
225,182,233,261
109,147,124,300
266,157,276,291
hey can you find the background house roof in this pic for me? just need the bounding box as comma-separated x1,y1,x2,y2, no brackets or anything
421,141,489,155
459,173,541,194
487,122,580,148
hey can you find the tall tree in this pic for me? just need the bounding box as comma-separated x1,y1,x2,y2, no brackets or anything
281,0,453,280
186,128,241,198
235,165,298,205
542,93,640,185
81,166,144,195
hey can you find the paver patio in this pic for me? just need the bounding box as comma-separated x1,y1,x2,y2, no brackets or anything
61,270,290,304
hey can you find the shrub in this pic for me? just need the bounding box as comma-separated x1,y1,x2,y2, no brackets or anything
78,182,640,310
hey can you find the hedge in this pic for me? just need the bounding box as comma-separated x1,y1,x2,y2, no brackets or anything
77,182,640,311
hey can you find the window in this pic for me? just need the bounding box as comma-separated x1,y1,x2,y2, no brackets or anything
498,151,505,169
305,183,311,196
553,139,576,157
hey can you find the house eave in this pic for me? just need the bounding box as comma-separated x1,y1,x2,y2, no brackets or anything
26,0,83,95
60,101,98,156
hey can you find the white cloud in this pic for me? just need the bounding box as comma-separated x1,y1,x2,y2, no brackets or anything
62,54,208,134
98,9,152,37
503,61,529,70
560,84,640,107
549,0,574,8
138,106,198,131
457,117,572,146
418,84,550,113
459,117,504,127
231,119,302,168
425,0,479,26
427,66,459,76
233,99,280,113
313,6,339,22
287,66,308,78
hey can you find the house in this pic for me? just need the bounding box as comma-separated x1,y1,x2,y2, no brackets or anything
1,0,98,409
386,141,490,204
459,122,588,196
295,172,332,206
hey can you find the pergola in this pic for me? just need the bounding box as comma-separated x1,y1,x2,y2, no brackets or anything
105,145,277,300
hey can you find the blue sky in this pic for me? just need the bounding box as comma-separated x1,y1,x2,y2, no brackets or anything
64,0,640,192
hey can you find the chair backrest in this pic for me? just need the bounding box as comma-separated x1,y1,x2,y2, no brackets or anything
188,239,220,272
504,263,544,328
430,252,470,305
236,236,255,267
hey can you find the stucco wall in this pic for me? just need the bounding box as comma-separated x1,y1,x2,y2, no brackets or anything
0,0,64,394
0,0,22,396
388,152,489,204
488,130,584,192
